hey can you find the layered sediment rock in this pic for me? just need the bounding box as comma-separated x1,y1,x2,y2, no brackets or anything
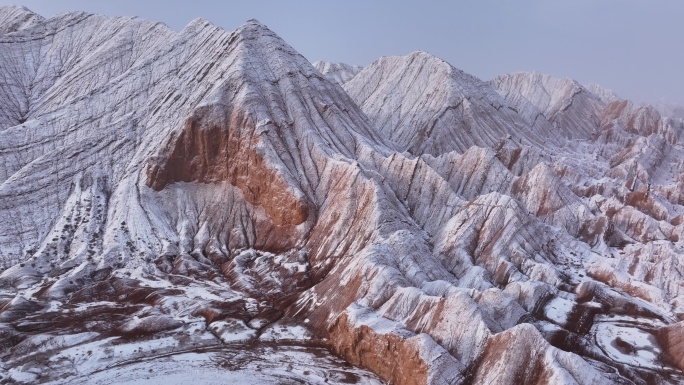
1,6,683,385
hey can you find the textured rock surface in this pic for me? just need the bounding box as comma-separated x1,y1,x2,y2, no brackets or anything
0,5,43,35
491,72,605,140
659,321,684,371
1,7,684,385
344,52,552,155
313,60,362,86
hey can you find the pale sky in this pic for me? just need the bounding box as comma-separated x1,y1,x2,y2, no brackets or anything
2,0,683,105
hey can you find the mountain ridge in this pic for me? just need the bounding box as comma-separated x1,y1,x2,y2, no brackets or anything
1,7,683,385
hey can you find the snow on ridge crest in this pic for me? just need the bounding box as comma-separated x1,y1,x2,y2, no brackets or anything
313,61,362,86
344,50,551,155
0,7,683,385
0,4,45,34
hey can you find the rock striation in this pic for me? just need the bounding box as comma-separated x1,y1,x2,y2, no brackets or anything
344,52,553,156
0,5,43,35
313,60,362,86
1,7,684,385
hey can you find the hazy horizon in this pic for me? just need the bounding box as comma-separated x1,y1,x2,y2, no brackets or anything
2,0,682,105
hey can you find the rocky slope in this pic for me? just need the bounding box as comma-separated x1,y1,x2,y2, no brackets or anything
313,60,362,86
1,6,683,385
344,52,556,156
0,5,43,35
491,72,605,140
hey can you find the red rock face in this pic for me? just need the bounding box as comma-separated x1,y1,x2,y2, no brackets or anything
601,100,632,126
328,313,429,385
659,322,684,371
147,107,310,227
146,106,311,254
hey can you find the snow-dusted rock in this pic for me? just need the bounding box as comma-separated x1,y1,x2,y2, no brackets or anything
313,60,362,86
0,6,43,35
491,72,605,140
0,7,683,385
344,51,550,155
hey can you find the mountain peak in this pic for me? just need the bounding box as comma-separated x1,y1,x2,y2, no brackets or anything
495,71,582,89
237,18,275,34
0,4,44,34
0,4,36,14
491,71,605,139
313,61,362,85
179,16,220,34
407,50,438,59
344,51,541,155
584,83,620,103
395,50,452,69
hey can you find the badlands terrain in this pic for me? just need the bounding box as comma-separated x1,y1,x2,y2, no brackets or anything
1,5,684,385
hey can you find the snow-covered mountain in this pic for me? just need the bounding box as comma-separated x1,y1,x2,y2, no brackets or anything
344,52,555,156
0,5,43,34
313,60,362,86
490,72,607,140
1,6,684,385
